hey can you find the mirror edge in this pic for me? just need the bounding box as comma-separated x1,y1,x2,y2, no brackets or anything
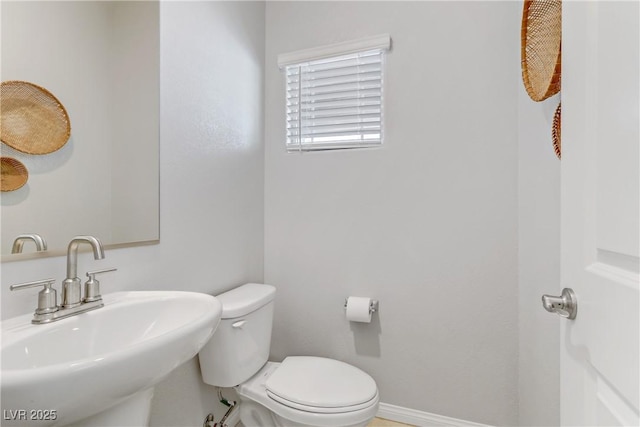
1,239,160,263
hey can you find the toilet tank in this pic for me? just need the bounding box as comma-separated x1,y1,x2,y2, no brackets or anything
198,283,276,387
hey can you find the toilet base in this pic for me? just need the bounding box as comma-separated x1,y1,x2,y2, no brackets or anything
238,399,370,427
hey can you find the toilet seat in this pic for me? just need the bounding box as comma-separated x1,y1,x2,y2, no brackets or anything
267,392,378,414
237,360,379,427
266,356,378,413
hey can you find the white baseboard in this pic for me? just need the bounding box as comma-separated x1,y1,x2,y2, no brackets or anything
377,403,492,427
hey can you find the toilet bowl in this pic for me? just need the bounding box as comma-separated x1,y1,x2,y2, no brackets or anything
198,283,379,427
238,359,379,427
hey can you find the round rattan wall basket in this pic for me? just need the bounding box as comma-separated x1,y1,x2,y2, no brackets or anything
0,157,28,192
552,103,561,159
521,0,562,102
0,81,71,155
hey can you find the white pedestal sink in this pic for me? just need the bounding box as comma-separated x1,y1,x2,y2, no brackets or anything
1,291,222,427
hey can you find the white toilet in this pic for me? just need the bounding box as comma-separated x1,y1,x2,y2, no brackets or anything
198,283,379,427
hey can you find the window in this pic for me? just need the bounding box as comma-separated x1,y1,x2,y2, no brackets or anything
278,35,391,152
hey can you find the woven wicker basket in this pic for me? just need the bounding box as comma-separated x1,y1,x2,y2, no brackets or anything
0,81,71,155
521,0,562,102
552,103,561,159
0,157,28,191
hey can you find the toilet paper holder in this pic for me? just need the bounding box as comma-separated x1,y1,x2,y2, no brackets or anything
343,298,379,314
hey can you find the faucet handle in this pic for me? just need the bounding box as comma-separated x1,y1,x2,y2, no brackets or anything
10,278,59,315
86,268,117,277
84,268,117,303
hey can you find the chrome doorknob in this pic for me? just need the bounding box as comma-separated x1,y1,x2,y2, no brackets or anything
542,288,577,320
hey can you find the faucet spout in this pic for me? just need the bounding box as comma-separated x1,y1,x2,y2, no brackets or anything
62,236,105,308
66,235,105,278
11,234,48,254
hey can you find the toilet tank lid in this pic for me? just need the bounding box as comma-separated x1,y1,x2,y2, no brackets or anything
216,283,276,319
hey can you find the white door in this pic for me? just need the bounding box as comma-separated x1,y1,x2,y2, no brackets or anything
559,1,640,425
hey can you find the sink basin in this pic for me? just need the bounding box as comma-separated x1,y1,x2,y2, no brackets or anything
1,291,222,426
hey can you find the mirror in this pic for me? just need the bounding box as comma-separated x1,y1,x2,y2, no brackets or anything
1,1,159,259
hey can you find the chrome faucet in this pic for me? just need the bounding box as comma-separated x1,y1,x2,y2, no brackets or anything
10,235,116,324
11,233,47,254
62,236,105,308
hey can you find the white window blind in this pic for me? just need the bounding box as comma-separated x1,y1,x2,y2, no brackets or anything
281,36,389,152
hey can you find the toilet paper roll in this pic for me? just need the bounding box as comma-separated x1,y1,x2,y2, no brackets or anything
345,296,372,323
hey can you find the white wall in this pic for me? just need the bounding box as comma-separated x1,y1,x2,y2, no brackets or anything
264,2,520,425
1,2,563,425
517,88,561,425
0,2,265,426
